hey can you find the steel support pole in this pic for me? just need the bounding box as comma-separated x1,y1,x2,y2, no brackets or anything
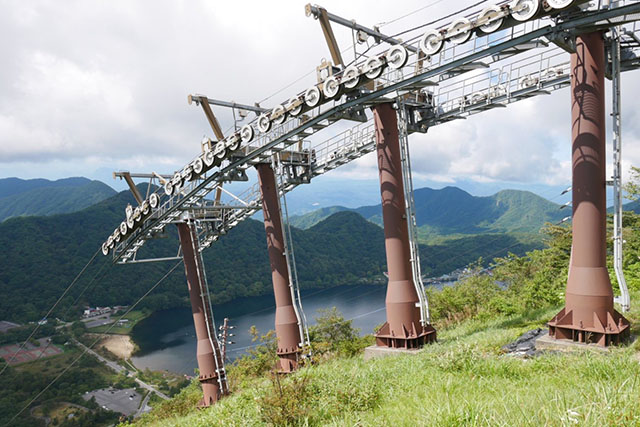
548,32,630,346
611,27,630,312
256,163,302,372
373,103,436,349
176,222,227,406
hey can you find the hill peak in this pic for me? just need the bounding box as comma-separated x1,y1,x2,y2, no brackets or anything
291,185,563,236
0,176,116,221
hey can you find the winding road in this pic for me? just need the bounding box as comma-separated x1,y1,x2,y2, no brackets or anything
72,338,170,401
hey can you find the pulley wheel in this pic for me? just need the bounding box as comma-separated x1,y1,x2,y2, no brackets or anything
447,18,472,45
387,45,409,69
149,193,160,209
364,56,385,79
323,76,341,99
272,104,287,125
477,6,504,34
510,0,540,22
241,124,254,143
304,86,322,108
341,66,361,90
257,114,272,133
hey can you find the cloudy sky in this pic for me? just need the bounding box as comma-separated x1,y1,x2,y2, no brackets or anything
2,0,639,208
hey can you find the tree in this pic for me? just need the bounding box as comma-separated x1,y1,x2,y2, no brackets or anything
623,166,640,200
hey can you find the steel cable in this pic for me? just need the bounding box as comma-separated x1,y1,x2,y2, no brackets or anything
21,261,116,374
376,0,449,28
0,248,101,378
390,0,490,39
258,0,470,104
3,260,183,427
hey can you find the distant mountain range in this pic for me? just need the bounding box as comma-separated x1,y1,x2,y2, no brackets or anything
0,186,389,322
0,177,116,222
290,186,567,241
0,182,542,323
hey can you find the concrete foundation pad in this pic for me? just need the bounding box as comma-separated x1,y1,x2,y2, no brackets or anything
536,332,610,353
363,345,423,361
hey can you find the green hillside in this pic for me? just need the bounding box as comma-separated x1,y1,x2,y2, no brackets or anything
0,177,116,222
132,303,640,426
288,206,349,229
489,189,565,233
0,184,542,323
129,216,640,426
289,186,565,242
0,177,95,198
0,190,383,322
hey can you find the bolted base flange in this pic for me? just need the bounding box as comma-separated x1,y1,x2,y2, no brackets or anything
276,350,301,374
548,307,630,347
374,321,437,349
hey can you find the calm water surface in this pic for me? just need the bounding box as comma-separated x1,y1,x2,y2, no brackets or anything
131,284,390,375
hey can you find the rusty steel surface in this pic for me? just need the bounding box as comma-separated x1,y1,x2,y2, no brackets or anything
548,32,630,347
373,103,436,349
176,222,226,406
256,163,302,372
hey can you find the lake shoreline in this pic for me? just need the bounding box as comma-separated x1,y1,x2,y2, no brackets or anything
97,334,137,359
127,278,457,374
129,283,391,375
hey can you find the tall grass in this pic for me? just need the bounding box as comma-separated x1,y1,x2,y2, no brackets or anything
130,299,640,427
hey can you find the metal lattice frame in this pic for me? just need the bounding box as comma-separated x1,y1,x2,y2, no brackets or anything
104,2,640,270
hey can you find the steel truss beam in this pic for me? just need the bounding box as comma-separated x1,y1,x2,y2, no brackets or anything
305,3,418,54
108,3,640,264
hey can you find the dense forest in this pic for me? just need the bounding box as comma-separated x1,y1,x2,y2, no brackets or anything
132,209,640,426
0,185,542,323
290,186,566,237
0,177,115,222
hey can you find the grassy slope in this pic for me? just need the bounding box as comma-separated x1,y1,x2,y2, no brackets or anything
132,295,640,426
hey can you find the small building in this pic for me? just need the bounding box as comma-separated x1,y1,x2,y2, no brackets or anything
82,307,113,318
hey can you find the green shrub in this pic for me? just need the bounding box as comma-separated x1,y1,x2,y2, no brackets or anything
258,373,312,425
227,326,278,386
309,307,372,357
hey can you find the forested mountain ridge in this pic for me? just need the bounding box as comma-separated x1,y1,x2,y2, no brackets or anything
0,177,116,221
290,186,565,238
0,188,385,322
0,186,539,323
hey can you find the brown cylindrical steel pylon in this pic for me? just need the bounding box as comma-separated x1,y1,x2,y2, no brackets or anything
548,32,630,347
176,221,227,407
373,103,436,349
256,163,302,372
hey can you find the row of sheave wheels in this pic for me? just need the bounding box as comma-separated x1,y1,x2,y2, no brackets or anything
102,192,160,256
163,131,243,197
420,0,577,55
167,1,578,189
101,0,580,257
229,0,578,150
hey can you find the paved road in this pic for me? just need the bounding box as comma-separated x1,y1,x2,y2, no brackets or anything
83,314,114,329
135,392,153,418
72,339,169,401
133,377,170,400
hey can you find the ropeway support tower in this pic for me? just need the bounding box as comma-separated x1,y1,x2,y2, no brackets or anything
101,0,640,405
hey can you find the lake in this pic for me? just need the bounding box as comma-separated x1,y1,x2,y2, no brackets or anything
131,284,389,375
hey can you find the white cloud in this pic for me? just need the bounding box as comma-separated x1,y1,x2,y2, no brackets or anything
0,0,638,195
332,89,572,186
